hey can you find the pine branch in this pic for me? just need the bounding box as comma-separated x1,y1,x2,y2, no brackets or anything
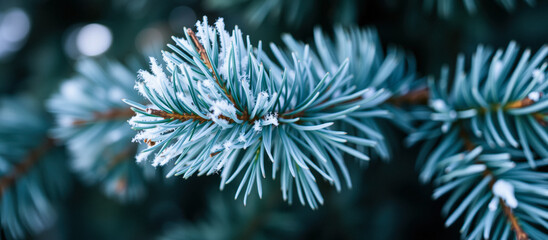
499,195,528,240
146,108,209,123
409,42,548,167
282,26,421,159
408,41,548,240
456,132,528,239
387,87,430,106
126,17,394,208
72,108,135,125
48,58,152,202
0,96,70,239
187,29,240,111
0,138,54,198
484,166,527,240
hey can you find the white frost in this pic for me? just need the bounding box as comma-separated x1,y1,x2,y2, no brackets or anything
238,134,246,143
138,57,168,94
253,120,262,132
211,144,222,152
136,150,152,163
223,141,233,150
492,179,518,209
263,113,279,126
528,91,541,102
488,197,499,211
210,100,237,119
430,99,447,112
361,88,376,99
532,68,545,83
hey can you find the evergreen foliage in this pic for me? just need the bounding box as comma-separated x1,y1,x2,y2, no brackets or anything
408,43,548,239
126,17,393,209
281,26,421,159
0,97,68,239
47,59,154,202
2,1,548,239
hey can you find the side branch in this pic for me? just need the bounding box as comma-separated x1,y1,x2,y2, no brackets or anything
186,29,240,111
388,87,430,106
505,93,543,109
73,108,135,126
0,138,55,198
147,108,209,123
484,172,528,240
500,199,528,240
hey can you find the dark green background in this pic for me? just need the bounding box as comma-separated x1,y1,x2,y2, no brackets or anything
1,0,547,239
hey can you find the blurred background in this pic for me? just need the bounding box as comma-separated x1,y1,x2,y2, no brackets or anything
0,0,547,239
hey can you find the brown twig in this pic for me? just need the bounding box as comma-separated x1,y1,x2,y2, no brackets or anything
505,93,543,110
501,199,528,240
187,29,240,112
144,108,245,147
72,108,135,126
388,87,430,106
0,138,55,198
483,170,528,240
147,108,208,123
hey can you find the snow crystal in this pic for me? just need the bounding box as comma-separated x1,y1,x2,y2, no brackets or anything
263,113,279,126
492,179,518,209
210,100,237,118
253,120,262,131
137,57,169,94
532,68,545,83
210,114,231,128
238,134,246,143
488,197,499,211
215,18,225,35
138,71,161,93
430,99,447,112
252,91,269,113
195,16,208,42
161,51,177,71
136,150,152,163
241,76,255,104
211,144,222,152
362,88,376,99
149,57,167,80
203,79,215,90
223,141,233,150
528,91,541,102
257,91,269,100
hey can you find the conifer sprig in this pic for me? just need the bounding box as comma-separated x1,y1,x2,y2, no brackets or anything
0,97,69,239
409,42,548,239
126,17,391,208
47,59,153,202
